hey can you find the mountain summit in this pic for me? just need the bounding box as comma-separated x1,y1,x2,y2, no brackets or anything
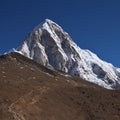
17,19,120,89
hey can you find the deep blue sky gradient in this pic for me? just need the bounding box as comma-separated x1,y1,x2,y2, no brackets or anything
0,0,120,67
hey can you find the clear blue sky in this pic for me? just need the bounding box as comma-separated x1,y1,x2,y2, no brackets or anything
0,0,120,67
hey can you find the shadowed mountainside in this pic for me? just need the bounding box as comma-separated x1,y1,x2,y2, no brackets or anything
0,53,120,120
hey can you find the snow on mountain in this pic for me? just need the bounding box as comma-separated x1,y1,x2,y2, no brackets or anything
16,19,120,89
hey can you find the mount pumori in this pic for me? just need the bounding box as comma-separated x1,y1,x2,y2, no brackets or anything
16,19,120,89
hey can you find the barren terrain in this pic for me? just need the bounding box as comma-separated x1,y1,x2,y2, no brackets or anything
0,53,120,120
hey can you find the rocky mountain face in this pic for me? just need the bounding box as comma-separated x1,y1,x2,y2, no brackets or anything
17,19,120,89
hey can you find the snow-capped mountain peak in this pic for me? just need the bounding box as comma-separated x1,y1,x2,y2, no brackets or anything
17,19,120,89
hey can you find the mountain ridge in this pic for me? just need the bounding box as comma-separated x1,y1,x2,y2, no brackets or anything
15,19,120,89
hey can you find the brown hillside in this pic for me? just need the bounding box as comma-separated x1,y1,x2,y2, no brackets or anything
0,53,120,120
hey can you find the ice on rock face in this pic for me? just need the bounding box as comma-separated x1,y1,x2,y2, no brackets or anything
17,19,120,89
